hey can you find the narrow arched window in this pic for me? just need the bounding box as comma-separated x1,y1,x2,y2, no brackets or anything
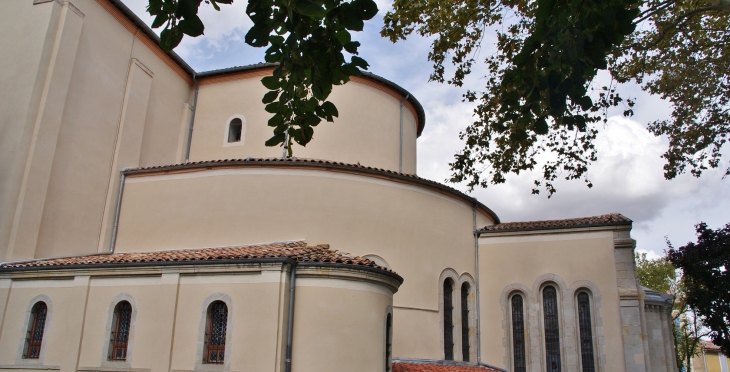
543,286,561,372
511,294,527,372
227,118,242,143
577,292,596,372
24,302,47,359
443,279,454,360
461,283,470,362
108,301,132,361
385,313,392,372
204,301,228,364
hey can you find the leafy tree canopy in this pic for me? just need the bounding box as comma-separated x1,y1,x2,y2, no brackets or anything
148,0,377,154
382,0,730,195
635,252,676,293
147,0,729,194
668,222,730,355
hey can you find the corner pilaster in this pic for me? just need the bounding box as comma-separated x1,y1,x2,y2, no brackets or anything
614,235,649,372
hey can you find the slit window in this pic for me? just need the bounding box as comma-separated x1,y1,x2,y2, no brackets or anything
203,301,228,364
577,292,596,372
227,118,242,143
443,279,454,360
385,313,392,372
24,302,47,359
461,283,470,362
543,286,561,372
108,301,132,361
512,294,527,372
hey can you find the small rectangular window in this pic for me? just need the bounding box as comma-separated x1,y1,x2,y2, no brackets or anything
228,119,242,143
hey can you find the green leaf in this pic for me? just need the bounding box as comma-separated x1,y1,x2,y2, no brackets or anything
151,13,168,28
296,0,327,18
321,101,338,117
269,35,285,45
350,56,369,69
335,30,351,45
265,102,281,113
265,133,286,147
178,15,205,37
245,24,272,47
160,28,184,51
261,76,281,90
343,41,360,54
342,14,364,31
352,0,378,20
262,90,280,104
268,113,284,127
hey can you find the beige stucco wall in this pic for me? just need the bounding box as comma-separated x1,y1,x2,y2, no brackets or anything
478,230,626,372
0,0,194,261
292,276,394,372
0,264,397,372
190,76,419,174
113,166,492,360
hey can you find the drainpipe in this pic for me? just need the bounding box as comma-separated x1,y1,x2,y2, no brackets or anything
399,94,409,173
285,261,297,372
108,169,128,253
185,73,199,163
473,203,482,364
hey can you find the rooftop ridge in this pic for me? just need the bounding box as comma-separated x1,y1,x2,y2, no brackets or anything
479,213,631,233
0,241,399,279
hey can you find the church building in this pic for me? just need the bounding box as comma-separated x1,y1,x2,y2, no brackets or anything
0,1,677,371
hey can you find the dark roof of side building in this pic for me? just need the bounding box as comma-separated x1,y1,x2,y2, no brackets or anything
122,157,501,224
104,1,426,135
392,360,502,372
0,241,401,281
479,213,631,233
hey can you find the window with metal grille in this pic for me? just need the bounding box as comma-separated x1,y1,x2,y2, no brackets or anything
204,301,228,364
23,302,47,359
461,283,470,362
443,279,454,360
577,292,596,372
511,294,527,372
108,301,132,361
227,119,242,143
543,286,561,372
385,313,392,372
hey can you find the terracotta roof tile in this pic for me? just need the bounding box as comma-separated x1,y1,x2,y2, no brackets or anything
701,341,722,351
392,361,501,372
479,213,631,233
0,241,396,275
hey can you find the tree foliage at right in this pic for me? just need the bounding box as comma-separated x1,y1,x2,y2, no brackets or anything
382,0,730,195
668,222,730,356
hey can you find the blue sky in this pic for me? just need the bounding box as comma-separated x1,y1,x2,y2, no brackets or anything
121,0,729,258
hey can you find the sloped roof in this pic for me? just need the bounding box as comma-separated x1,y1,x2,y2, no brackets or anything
0,241,399,280
123,157,501,224
393,361,502,372
700,340,722,352
479,213,631,233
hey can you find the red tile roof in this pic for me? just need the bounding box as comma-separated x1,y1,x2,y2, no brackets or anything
701,340,722,351
393,361,501,372
122,157,501,224
0,241,397,276
479,213,631,233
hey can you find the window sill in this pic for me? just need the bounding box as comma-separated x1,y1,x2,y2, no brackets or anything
0,364,60,371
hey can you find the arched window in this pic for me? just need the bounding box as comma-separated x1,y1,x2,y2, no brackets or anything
385,313,392,372
511,294,527,372
108,301,132,361
543,286,561,372
24,302,47,359
461,283,470,362
227,118,243,143
203,301,228,364
577,292,596,372
443,279,454,360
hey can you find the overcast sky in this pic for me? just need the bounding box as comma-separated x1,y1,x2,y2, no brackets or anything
121,0,729,258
